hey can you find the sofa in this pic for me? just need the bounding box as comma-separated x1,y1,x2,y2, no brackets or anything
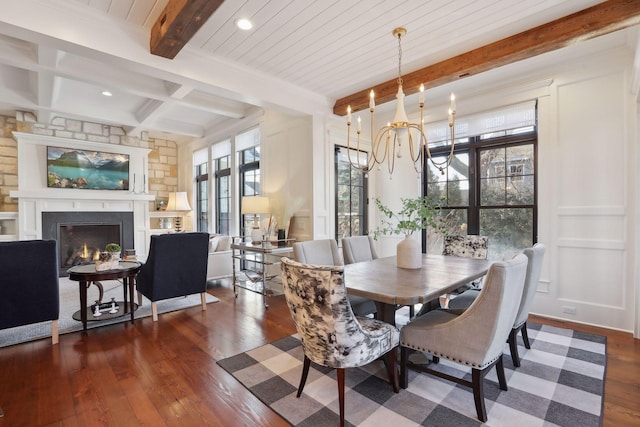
207,235,233,281
0,239,60,344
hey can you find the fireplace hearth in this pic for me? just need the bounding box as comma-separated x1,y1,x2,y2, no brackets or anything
42,212,134,276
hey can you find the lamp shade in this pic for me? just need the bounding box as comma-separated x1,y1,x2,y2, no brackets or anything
166,192,191,211
241,196,270,214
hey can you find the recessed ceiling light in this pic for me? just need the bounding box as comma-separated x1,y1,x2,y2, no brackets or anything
235,18,253,30
101,90,113,97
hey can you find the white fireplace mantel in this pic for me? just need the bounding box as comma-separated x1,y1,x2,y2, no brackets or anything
11,132,155,257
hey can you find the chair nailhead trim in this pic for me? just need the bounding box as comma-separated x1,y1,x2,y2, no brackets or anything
401,343,500,369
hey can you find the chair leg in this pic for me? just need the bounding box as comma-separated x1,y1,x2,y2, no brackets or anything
51,320,59,345
200,292,207,311
508,328,521,367
471,368,488,423
296,355,311,397
137,291,143,306
496,355,508,390
151,302,158,322
521,323,531,349
382,347,399,393
431,355,440,364
337,368,346,427
409,305,415,318
400,347,409,389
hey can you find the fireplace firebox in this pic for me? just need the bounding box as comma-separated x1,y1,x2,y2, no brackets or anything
42,212,134,276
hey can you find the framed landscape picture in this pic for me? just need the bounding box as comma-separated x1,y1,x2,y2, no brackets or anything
47,146,130,190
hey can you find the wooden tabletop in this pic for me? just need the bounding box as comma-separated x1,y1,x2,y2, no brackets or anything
343,254,492,306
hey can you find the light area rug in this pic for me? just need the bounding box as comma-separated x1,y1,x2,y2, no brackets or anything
0,277,219,348
218,322,606,426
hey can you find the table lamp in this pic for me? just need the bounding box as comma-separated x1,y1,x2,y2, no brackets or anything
166,192,191,232
241,196,270,244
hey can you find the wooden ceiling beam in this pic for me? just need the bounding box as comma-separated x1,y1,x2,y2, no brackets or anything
334,0,640,116
150,0,224,59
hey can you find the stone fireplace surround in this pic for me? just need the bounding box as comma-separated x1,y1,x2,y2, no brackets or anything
10,132,155,258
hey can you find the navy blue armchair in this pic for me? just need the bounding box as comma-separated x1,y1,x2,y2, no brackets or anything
136,232,209,321
0,240,60,344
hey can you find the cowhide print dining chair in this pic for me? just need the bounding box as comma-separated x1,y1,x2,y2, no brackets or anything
280,257,399,427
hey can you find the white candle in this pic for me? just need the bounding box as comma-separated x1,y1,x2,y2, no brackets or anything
369,90,375,110
448,108,454,126
357,116,361,132
347,105,352,124
419,84,424,104
450,93,456,114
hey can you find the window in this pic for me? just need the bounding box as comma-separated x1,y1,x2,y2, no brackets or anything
424,103,537,260
193,148,209,233
237,129,261,238
215,155,230,235
194,162,208,232
335,146,368,240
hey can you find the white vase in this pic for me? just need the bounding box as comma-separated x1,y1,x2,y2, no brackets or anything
397,234,422,269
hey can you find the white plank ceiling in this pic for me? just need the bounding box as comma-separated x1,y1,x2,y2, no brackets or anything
0,0,634,142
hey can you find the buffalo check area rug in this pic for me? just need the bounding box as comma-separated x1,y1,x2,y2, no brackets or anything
217,322,606,426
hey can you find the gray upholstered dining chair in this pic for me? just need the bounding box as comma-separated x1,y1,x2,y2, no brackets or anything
342,235,416,318
342,235,378,264
280,257,399,427
448,243,546,367
293,239,377,317
399,254,528,423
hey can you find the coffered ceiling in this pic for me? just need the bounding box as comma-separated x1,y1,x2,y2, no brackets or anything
0,0,637,143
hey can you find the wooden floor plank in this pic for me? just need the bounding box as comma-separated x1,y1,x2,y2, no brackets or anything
0,281,637,427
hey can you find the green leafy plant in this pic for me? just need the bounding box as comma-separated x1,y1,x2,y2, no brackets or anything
104,243,121,253
373,196,445,239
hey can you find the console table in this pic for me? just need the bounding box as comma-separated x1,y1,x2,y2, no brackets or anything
231,239,294,308
67,261,141,331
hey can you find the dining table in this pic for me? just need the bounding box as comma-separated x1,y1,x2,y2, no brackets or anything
343,254,493,326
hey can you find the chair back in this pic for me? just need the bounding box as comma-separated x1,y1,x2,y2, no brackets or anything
137,232,209,301
342,235,378,264
280,257,384,368
293,239,343,266
443,235,488,259
451,254,528,367
513,243,546,328
0,240,59,329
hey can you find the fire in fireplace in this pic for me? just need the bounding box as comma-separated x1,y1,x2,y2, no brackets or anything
42,212,134,276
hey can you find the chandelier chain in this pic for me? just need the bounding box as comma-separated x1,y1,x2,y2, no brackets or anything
397,31,403,86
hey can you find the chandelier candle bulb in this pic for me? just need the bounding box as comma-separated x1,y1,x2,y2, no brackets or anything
369,90,375,110
419,84,424,105
347,105,352,124
450,93,456,113
357,116,361,132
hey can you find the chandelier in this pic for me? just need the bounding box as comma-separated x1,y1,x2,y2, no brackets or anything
346,27,456,177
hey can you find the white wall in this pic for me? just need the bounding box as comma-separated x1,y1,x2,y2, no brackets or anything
261,110,314,242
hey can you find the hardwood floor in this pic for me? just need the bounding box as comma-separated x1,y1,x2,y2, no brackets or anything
0,281,638,426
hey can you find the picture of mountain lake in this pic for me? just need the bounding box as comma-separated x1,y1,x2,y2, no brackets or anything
47,146,129,190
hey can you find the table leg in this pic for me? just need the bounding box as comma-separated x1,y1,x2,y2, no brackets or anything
375,301,398,327
129,276,136,324
79,280,88,331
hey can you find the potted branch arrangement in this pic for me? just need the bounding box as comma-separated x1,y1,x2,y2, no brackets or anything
373,196,444,269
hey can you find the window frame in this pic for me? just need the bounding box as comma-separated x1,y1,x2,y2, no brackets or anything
334,145,369,240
